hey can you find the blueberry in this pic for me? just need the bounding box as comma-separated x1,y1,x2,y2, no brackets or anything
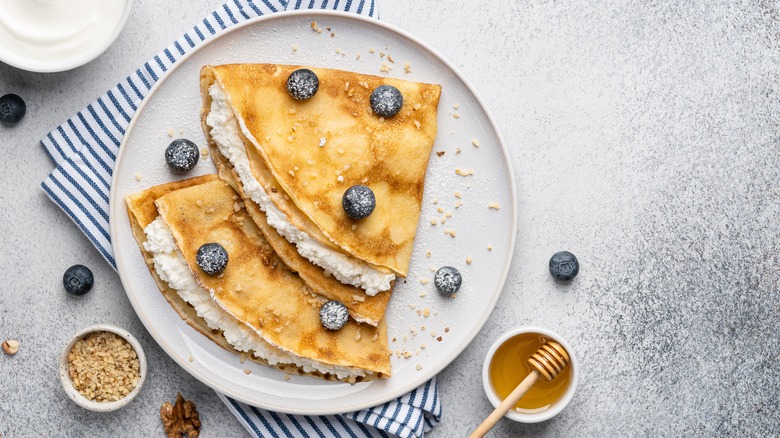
196,243,228,275
320,300,349,331
0,94,26,125
165,138,199,173
434,266,462,297
370,85,403,118
342,185,376,220
549,251,579,281
63,265,94,296
286,69,319,101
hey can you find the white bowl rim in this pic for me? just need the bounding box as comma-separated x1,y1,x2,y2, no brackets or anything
481,326,578,423
0,0,134,73
59,324,148,412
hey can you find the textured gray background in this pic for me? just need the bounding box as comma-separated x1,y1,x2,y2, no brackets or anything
1,0,779,436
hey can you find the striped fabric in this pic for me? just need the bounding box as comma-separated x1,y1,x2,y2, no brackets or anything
220,377,441,438
39,1,442,437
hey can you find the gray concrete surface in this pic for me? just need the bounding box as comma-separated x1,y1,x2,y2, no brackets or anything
2,0,779,436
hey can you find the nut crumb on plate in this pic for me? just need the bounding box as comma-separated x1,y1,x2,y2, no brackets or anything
487,245,494,251
488,202,501,210
134,173,142,181
416,364,423,371
471,139,480,147
420,278,429,285
466,257,473,265
455,168,474,177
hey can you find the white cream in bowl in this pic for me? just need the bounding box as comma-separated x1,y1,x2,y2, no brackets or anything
0,0,132,72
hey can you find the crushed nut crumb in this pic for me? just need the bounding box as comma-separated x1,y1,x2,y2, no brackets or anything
452,113,461,119
134,173,142,181
423,308,430,318
404,62,412,74
420,278,430,285
487,245,494,251
472,139,480,147
311,21,323,33
488,202,501,210
455,168,474,177
466,257,473,265
416,364,423,371
444,229,456,237
436,151,445,157
67,331,140,402
419,291,427,297
243,369,251,375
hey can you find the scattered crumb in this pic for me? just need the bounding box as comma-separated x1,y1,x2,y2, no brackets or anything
437,336,443,342
291,45,298,53
404,62,411,74
355,53,361,60
487,245,494,251
369,47,375,53
337,175,344,183
432,199,439,205
331,32,336,38
243,369,251,375
430,331,437,337
453,104,460,110
452,113,461,119
488,202,501,210
311,21,323,33
413,103,421,111
420,278,430,285
134,173,142,181
416,364,423,371
426,250,431,258
430,218,438,225
403,351,412,358
419,291,427,297
445,327,450,333
455,202,462,209
466,257,472,265
380,62,392,73
472,139,480,147
167,129,174,137
335,48,346,56
455,168,474,177
351,224,357,231
423,308,430,318
200,148,210,160
413,120,421,130
437,207,445,213
284,375,291,381
444,229,456,237
387,54,395,63
195,200,203,207
454,191,462,199
188,355,194,362
239,354,246,364
456,147,462,154
379,52,385,58
436,151,445,157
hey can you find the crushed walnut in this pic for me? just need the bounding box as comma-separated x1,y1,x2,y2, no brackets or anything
161,393,201,438
455,168,474,177
310,21,323,33
68,331,140,402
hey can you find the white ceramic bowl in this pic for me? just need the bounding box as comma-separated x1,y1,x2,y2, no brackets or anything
481,326,578,423
59,324,147,412
0,0,133,73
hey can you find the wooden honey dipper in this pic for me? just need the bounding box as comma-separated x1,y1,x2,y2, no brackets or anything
470,340,570,437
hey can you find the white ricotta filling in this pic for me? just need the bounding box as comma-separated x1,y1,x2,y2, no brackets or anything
143,218,368,380
206,83,395,296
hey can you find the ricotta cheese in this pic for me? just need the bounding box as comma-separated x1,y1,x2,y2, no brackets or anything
143,218,368,380
206,83,395,296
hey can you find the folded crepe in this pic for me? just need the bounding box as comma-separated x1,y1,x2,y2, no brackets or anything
199,64,441,314
126,177,390,381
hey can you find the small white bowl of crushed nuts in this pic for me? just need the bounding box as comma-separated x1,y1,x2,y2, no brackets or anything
59,324,147,412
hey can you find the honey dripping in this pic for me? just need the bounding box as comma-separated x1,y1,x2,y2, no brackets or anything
488,332,571,413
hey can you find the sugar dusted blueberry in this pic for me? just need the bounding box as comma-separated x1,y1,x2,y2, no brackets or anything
549,251,579,281
165,138,199,172
320,300,349,331
0,94,26,125
434,266,462,297
63,265,94,296
370,85,403,118
342,185,376,220
196,243,228,275
286,68,319,101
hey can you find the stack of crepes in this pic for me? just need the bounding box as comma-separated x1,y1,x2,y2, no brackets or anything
127,64,441,381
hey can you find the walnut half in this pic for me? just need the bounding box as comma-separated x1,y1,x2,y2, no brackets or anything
161,393,201,438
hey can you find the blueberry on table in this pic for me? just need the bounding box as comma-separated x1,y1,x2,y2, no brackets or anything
549,251,579,281
342,185,376,220
0,94,26,125
165,139,199,173
286,69,319,101
370,85,403,118
63,265,94,296
320,300,349,331
434,266,462,297
196,243,228,275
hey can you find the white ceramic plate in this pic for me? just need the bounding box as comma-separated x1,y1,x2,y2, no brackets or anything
110,10,516,415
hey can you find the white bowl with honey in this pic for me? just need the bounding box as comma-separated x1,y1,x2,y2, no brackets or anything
481,327,578,423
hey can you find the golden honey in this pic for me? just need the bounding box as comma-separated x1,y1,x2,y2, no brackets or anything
488,332,571,413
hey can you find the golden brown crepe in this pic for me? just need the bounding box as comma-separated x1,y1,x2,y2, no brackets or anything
201,64,442,277
154,179,391,378
209,144,392,326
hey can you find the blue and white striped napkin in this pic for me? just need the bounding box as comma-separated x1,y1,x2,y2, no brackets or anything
39,1,441,436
